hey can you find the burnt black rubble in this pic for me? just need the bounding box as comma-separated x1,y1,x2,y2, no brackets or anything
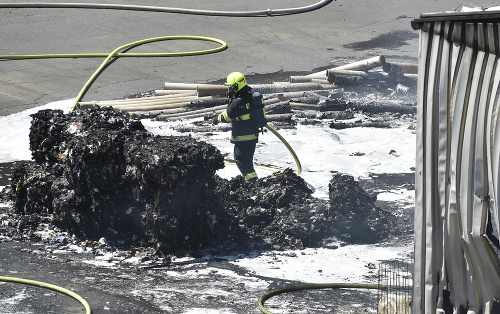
1,106,397,255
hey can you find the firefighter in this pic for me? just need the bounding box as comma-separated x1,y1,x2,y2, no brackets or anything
212,72,259,183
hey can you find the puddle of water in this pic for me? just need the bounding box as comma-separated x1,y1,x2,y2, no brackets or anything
0,162,13,186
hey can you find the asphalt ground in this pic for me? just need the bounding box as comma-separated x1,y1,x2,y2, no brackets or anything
0,1,491,313
0,0,483,116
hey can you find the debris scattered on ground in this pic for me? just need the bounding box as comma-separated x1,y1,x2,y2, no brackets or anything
76,56,417,134
1,104,399,256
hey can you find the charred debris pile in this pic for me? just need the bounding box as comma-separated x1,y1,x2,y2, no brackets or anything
1,106,397,255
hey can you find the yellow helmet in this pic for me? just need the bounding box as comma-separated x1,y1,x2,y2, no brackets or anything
225,72,247,93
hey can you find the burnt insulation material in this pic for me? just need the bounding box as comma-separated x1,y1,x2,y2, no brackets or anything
10,106,226,253
329,171,391,242
215,169,393,250
2,106,396,255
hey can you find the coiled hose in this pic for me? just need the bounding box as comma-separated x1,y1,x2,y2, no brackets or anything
0,276,92,314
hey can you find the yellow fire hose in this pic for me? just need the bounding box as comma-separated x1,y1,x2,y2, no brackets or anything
0,35,228,113
0,276,92,314
68,36,227,112
265,124,302,175
0,2,346,314
224,124,302,176
0,33,307,314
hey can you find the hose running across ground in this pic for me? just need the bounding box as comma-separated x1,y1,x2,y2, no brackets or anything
0,1,334,17
265,124,302,175
67,36,227,111
0,1,338,313
258,283,410,314
0,35,227,111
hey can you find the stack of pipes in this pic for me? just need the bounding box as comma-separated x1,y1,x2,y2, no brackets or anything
76,81,340,120
76,56,417,120
289,55,418,84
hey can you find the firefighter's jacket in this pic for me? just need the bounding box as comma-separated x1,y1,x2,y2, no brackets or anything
217,88,258,143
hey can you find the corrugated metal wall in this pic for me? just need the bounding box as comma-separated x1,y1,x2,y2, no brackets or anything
414,18,500,314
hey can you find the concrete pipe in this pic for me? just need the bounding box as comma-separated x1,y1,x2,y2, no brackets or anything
267,89,340,101
358,71,392,82
403,73,418,80
252,82,332,94
109,96,212,108
366,72,414,83
114,101,197,112
164,82,200,90
326,69,368,78
266,113,293,122
128,107,190,118
289,102,322,111
397,73,418,85
271,91,308,99
285,77,307,83
330,121,391,130
78,99,191,110
129,112,152,119
334,55,385,71
157,110,223,121
289,93,330,105
347,101,416,114
306,56,385,78
263,98,282,106
159,104,227,118
382,62,418,74
266,100,291,108
127,106,190,115
289,76,333,84
79,95,205,108
112,94,201,104
197,84,229,97
77,101,98,109
151,107,190,114
154,90,198,96
326,69,368,85
299,72,328,80
114,96,228,112
332,75,364,85
189,97,229,108
100,99,204,110
290,100,348,112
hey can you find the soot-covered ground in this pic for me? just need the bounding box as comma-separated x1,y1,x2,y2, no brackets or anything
0,105,401,257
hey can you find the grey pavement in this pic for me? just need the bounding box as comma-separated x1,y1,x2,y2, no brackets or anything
0,0,482,116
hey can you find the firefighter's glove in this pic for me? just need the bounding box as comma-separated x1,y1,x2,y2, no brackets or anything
212,116,219,125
